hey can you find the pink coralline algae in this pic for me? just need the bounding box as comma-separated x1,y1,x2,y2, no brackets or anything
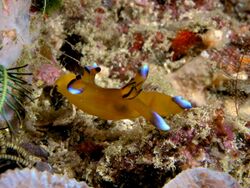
163,167,240,188
35,63,61,85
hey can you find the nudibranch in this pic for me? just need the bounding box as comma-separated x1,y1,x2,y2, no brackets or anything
55,64,192,131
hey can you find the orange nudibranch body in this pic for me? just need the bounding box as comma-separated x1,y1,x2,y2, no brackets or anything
56,64,192,131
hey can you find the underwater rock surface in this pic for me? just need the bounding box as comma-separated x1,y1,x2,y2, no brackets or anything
0,168,88,188
163,167,241,188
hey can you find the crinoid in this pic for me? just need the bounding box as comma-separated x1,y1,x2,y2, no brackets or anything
0,127,47,172
0,64,32,134
0,132,36,169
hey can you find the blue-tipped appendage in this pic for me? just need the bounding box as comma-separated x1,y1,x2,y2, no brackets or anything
67,86,84,94
67,80,84,94
172,96,192,109
139,64,149,78
86,63,99,71
151,111,170,131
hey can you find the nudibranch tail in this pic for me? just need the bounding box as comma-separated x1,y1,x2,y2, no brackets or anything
128,98,170,131
172,96,192,109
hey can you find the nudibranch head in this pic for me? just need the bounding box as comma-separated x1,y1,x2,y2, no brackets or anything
151,112,170,131
172,96,192,109
67,77,84,94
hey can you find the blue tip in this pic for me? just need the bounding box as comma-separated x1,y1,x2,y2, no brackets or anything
67,85,84,94
92,63,98,68
151,112,170,131
172,96,192,109
86,63,98,70
139,64,149,78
